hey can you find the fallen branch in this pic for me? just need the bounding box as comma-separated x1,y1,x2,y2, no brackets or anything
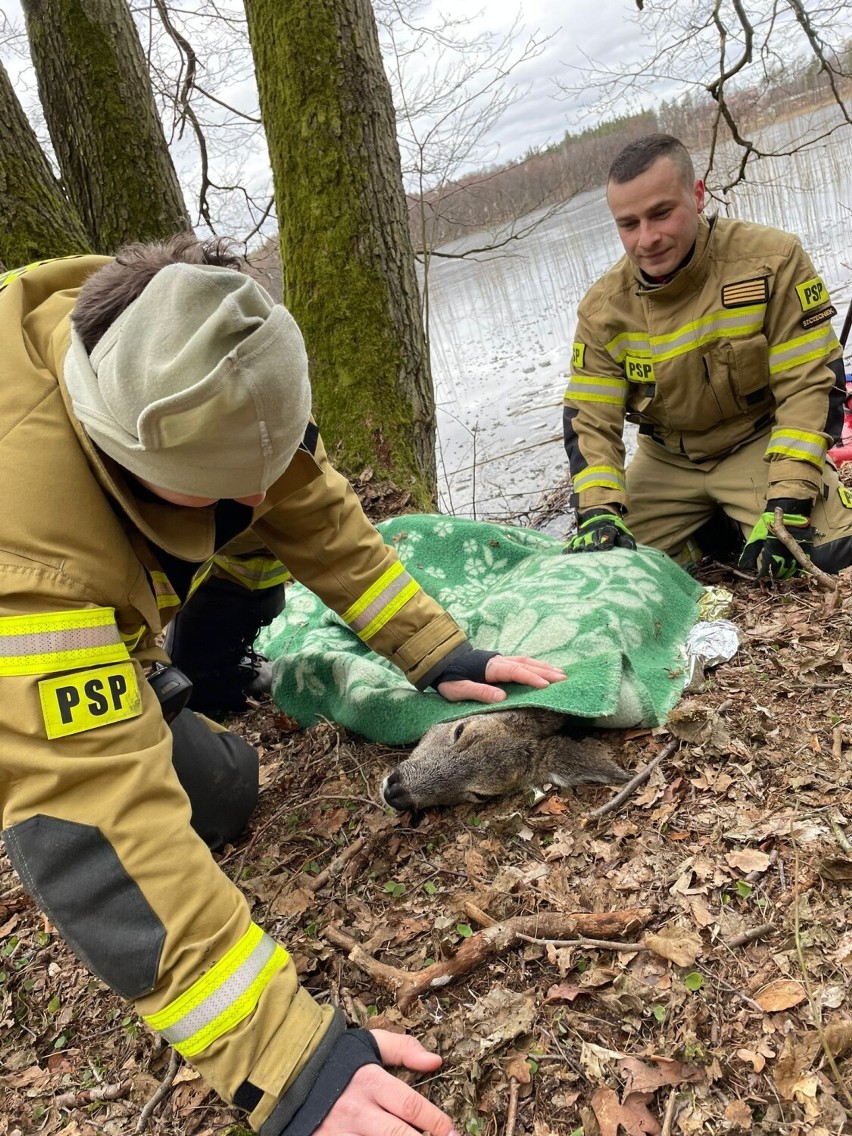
726,923,776,949
588,739,678,820
56,1081,128,1110
504,1076,521,1136
325,909,653,1011
302,836,367,893
136,1048,180,1133
770,508,837,592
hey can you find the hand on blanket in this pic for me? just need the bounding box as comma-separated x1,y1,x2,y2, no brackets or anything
436,654,567,704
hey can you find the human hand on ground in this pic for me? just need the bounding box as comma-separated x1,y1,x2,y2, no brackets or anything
313,1030,457,1136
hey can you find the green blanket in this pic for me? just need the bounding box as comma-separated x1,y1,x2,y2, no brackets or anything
258,515,703,744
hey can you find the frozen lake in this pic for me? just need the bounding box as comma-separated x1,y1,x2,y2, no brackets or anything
426,111,852,531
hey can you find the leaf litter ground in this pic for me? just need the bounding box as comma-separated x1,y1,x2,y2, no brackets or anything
2,491,852,1136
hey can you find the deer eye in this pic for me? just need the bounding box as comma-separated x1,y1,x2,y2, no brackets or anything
452,721,466,743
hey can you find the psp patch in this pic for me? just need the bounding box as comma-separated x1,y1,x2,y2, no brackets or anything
624,355,655,384
796,276,829,312
800,304,837,330
39,661,143,740
720,277,769,308
571,342,586,370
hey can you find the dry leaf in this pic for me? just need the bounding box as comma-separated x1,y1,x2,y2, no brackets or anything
543,982,585,1003
818,856,852,881
724,1100,753,1128
591,1085,662,1136
755,979,807,1012
642,926,703,967
823,1020,852,1060
772,1031,822,1098
506,1053,532,1084
725,849,771,874
619,1056,703,1094
736,1047,766,1073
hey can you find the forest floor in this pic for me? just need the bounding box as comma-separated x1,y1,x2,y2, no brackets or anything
2,480,852,1136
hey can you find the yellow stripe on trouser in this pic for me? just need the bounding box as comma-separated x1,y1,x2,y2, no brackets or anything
0,607,129,676
143,924,289,1059
342,561,422,642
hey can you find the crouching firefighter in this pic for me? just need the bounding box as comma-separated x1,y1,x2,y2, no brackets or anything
0,237,566,1135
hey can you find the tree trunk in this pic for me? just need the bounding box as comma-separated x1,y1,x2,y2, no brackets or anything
0,59,91,267
245,0,437,505
21,0,190,253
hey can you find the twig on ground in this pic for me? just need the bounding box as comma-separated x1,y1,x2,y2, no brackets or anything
726,923,776,949
792,840,852,1111
660,1088,679,1136
324,909,652,1011
56,1081,128,1110
694,962,765,1013
829,813,852,855
832,726,844,763
588,739,678,820
770,508,837,591
516,933,647,952
504,1077,520,1136
302,836,367,893
136,1048,180,1133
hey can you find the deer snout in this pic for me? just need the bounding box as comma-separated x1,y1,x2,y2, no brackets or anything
381,768,414,812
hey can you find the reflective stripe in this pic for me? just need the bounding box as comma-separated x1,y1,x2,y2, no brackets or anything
768,326,839,374
120,625,147,652
573,465,626,495
143,924,288,1059
149,571,180,610
606,307,765,365
342,561,421,642
765,428,827,468
213,554,291,590
564,375,627,405
0,608,128,676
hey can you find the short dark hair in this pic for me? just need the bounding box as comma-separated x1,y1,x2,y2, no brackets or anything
608,134,695,188
71,233,241,353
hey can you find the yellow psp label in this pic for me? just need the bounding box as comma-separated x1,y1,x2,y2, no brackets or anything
39,661,142,740
624,355,655,383
571,342,586,369
796,276,828,312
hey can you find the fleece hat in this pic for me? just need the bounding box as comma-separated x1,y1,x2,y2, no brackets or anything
62,262,312,499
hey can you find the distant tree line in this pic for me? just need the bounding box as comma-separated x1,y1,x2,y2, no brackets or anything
410,40,852,251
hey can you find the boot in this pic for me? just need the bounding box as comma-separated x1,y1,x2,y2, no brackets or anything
164,577,285,716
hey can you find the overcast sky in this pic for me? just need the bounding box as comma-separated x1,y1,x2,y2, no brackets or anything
408,0,654,168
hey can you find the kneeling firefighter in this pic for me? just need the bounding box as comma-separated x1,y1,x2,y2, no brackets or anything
0,236,566,1136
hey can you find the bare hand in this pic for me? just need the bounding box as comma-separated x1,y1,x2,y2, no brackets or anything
314,1030,457,1136
436,654,567,704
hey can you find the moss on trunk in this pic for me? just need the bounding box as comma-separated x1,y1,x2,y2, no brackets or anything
245,0,437,506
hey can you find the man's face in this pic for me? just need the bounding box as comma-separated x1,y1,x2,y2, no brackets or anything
606,156,705,278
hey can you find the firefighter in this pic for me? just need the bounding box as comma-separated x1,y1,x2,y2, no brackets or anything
0,236,566,1136
563,132,852,577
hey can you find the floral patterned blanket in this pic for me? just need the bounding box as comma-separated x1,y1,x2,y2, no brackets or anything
259,514,703,744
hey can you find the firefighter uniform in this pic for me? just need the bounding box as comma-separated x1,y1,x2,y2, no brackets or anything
563,214,852,569
0,257,470,1131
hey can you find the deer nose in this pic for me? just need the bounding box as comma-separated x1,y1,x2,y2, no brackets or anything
381,769,412,812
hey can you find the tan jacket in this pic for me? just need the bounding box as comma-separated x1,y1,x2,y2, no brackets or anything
0,255,466,1130
564,215,844,512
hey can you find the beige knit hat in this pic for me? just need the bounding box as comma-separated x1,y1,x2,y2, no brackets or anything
63,262,312,499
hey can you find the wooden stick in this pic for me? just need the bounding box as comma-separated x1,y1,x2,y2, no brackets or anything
726,923,776,949
56,1081,128,1110
325,909,652,1011
303,836,367,893
769,508,837,591
588,740,678,820
660,1088,679,1136
136,1048,180,1133
504,1077,520,1136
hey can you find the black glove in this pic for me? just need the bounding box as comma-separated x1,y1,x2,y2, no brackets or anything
430,647,499,690
738,497,815,579
265,1026,382,1136
565,507,637,553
